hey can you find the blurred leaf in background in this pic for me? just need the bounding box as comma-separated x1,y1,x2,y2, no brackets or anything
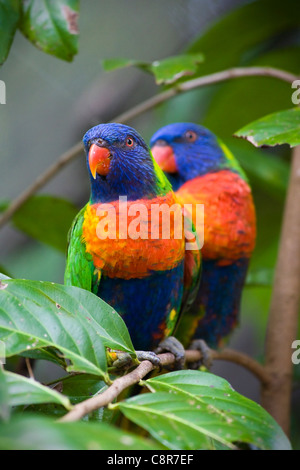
102,53,205,85
0,0,20,65
11,195,78,252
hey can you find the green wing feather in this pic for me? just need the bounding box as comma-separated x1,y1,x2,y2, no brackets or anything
64,205,100,294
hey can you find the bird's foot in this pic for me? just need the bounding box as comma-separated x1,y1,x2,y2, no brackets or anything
155,336,185,370
107,350,137,371
135,350,161,368
107,349,161,371
188,339,213,370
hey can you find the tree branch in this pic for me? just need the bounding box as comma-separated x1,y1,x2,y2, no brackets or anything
261,144,300,436
0,66,297,230
59,347,270,423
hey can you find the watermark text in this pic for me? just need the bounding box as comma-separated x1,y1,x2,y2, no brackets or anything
291,80,300,105
94,197,204,250
0,80,6,104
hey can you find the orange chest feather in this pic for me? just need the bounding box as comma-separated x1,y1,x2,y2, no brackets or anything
176,170,256,263
82,193,185,279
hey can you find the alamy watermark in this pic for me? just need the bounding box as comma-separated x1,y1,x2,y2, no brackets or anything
94,197,204,250
291,340,300,365
291,80,300,105
0,80,6,104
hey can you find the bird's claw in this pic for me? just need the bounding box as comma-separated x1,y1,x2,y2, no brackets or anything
135,350,161,368
109,349,162,371
189,338,213,370
110,351,137,370
155,336,185,370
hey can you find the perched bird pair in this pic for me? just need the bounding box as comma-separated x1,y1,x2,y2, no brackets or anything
150,123,256,349
65,121,256,365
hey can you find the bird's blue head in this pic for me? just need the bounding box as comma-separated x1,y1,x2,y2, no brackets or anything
83,123,164,203
150,122,242,190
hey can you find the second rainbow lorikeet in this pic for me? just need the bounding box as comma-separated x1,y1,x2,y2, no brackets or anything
150,122,256,351
64,123,201,365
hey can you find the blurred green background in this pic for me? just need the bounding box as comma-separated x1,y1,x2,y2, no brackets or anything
0,0,300,447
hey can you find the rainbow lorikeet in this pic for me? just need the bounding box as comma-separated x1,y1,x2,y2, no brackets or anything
150,123,256,350
64,123,201,363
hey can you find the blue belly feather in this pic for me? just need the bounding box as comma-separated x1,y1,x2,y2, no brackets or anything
97,262,184,350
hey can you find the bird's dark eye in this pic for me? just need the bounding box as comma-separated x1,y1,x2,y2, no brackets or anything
184,130,197,142
126,137,134,147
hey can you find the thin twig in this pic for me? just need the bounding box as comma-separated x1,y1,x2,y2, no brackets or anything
59,348,269,423
25,357,35,380
0,66,297,230
261,144,300,436
113,66,297,123
208,348,269,386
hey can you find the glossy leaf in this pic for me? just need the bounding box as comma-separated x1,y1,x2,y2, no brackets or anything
0,368,71,409
103,54,204,85
235,108,300,148
19,0,79,61
0,0,20,65
118,370,291,450
0,415,163,450
0,279,135,381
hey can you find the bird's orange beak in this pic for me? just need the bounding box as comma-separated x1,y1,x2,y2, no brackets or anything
151,145,177,173
88,144,111,179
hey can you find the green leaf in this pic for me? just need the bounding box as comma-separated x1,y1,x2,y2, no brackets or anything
12,195,79,252
59,374,107,404
0,415,163,450
102,57,141,72
117,370,291,450
19,0,79,62
0,0,20,65
0,368,71,409
0,279,135,381
36,374,115,422
150,54,205,85
20,346,68,368
235,108,300,148
102,54,204,85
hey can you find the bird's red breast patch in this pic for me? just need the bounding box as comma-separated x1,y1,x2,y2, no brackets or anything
176,170,256,264
82,192,185,279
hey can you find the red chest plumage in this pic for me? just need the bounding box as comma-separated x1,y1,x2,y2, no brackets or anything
176,170,256,264
82,192,185,279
